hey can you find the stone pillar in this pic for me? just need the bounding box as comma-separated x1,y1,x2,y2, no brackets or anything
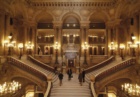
29,21,37,55
105,28,110,55
80,21,90,58
114,19,121,56
105,21,112,56
53,21,63,64
0,12,6,55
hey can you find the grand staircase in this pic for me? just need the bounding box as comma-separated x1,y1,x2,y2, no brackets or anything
50,73,92,97
7,55,134,97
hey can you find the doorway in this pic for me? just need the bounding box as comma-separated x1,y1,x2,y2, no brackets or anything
68,59,74,67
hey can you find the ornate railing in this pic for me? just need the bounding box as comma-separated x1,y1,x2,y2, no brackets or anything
7,56,52,97
95,58,136,81
85,56,115,73
28,55,54,72
90,82,97,97
7,57,47,81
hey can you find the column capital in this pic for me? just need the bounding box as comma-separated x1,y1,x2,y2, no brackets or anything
80,21,90,28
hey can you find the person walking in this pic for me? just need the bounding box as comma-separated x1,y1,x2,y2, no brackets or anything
58,72,63,86
78,71,83,86
82,69,85,82
67,68,72,80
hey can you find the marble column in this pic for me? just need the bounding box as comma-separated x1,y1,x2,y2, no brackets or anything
0,12,6,55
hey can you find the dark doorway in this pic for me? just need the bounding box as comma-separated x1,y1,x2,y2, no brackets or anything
94,47,97,55
68,59,74,67
38,93,44,97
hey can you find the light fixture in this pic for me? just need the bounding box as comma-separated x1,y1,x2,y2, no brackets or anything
26,41,34,50
18,43,23,59
83,42,88,65
26,41,34,55
8,32,13,39
54,42,59,64
0,80,21,96
4,33,16,55
122,83,140,96
132,36,136,41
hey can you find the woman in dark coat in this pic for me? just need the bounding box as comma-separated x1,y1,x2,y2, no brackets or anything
58,72,63,86
67,68,72,80
78,71,83,86
82,69,85,82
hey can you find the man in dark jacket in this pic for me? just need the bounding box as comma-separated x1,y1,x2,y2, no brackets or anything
82,69,85,82
67,68,72,80
58,72,63,86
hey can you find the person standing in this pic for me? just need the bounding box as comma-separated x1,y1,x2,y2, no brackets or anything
78,71,83,86
58,72,63,86
67,68,72,80
82,69,85,82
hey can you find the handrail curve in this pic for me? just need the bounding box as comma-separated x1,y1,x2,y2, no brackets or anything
28,55,54,72
90,82,97,97
7,57,52,97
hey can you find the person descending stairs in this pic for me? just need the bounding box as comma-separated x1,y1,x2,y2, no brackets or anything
50,73,92,97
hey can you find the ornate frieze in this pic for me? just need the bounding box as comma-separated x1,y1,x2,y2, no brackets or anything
26,0,117,9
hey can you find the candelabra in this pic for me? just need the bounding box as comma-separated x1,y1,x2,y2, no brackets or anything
122,83,140,96
54,42,59,64
0,80,21,96
26,41,34,55
18,43,23,59
4,33,16,55
119,44,125,60
109,42,115,55
83,42,88,65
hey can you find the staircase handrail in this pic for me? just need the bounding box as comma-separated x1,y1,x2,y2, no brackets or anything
7,56,52,97
85,56,115,73
44,81,52,97
7,56,47,80
28,55,54,72
95,58,136,81
90,81,97,97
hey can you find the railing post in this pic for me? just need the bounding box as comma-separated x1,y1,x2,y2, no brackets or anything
90,75,97,97
44,75,52,97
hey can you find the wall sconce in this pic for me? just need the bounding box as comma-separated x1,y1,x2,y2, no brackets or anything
18,43,23,59
119,44,125,60
26,41,34,55
109,42,116,55
132,36,136,41
54,42,59,64
82,42,88,65
4,33,16,55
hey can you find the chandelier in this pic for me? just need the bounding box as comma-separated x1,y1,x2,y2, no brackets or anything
0,80,21,96
121,83,140,96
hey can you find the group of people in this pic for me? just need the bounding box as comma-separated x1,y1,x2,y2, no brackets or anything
54,66,86,86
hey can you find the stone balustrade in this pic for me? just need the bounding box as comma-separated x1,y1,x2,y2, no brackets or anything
28,55,54,72
7,57,47,81
7,56,53,97
85,56,115,73
95,58,136,81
